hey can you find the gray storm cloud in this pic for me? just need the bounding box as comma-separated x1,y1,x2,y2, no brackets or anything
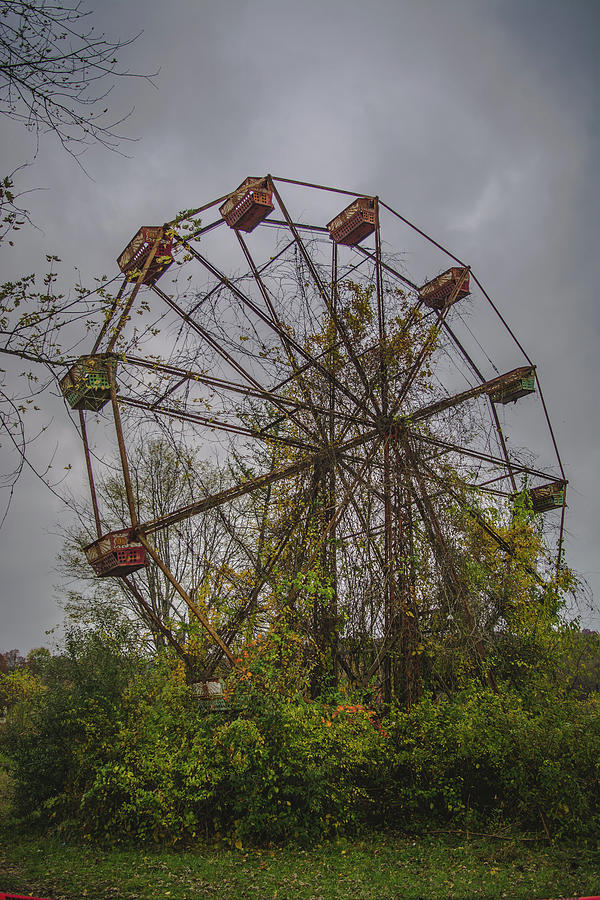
1,0,598,650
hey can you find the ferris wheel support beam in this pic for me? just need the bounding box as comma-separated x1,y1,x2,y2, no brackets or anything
287,440,380,608
91,278,127,355
78,410,102,539
136,532,237,665
354,443,418,688
373,195,400,700
120,575,189,662
109,366,138,528
402,438,497,691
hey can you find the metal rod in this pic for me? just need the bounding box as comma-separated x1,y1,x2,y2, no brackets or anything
121,575,189,661
287,439,381,606
408,429,563,483
262,218,330,233
235,230,329,444
402,437,496,689
470,273,566,481
78,409,102,539
439,318,518,493
179,235,372,420
166,193,230,228
271,175,373,199
150,284,323,443
556,501,566,581
172,218,224,247
418,456,544,585
391,267,471,414
118,395,317,451
91,279,127,354
355,245,420,292
136,534,236,664
408,366,534,423
121,354,372,427
109,366,137,527
137,427,379,535
380,200,468,268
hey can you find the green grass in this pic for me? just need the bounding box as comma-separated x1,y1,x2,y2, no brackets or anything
1,830,598,900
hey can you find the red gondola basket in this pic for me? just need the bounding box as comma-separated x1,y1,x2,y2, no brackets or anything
327,197,376,246
219,177,274,232
83,528,148,578
419,267,470,309
117,226,174,285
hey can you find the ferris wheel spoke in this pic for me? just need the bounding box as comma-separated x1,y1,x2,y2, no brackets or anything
401,442,493,684
434,315,518,493
406,366,536,425
136,425,380,536
106,230,167,353
151,283,323,443
121,355,371,429
390,266,471,416
354,245,420,293
236,229,331,444
268,177,384,420
178,234,375,422
90,277,128,355
166,192,231,230
117,395,319,452
414,456,544,586
407,429,563,486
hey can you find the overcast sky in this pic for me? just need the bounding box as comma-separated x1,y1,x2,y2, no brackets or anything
1,0,599,652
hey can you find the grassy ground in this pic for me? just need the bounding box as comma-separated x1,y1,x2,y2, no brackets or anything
1,829,598,900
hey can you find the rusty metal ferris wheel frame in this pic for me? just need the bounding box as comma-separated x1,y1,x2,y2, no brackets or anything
59,173,568,696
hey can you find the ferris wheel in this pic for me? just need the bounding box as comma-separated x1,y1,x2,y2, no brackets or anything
58,174,567,699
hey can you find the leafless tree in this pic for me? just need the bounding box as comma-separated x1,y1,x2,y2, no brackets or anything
0,0,152,155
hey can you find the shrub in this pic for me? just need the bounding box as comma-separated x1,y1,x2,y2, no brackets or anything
4,628,599,845
383,687,600,839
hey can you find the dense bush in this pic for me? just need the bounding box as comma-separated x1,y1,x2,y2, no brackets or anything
77,677,387,846
2,628,599,846
384,688,600,839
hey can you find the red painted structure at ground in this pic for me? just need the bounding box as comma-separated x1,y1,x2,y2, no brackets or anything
0,894,53,899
